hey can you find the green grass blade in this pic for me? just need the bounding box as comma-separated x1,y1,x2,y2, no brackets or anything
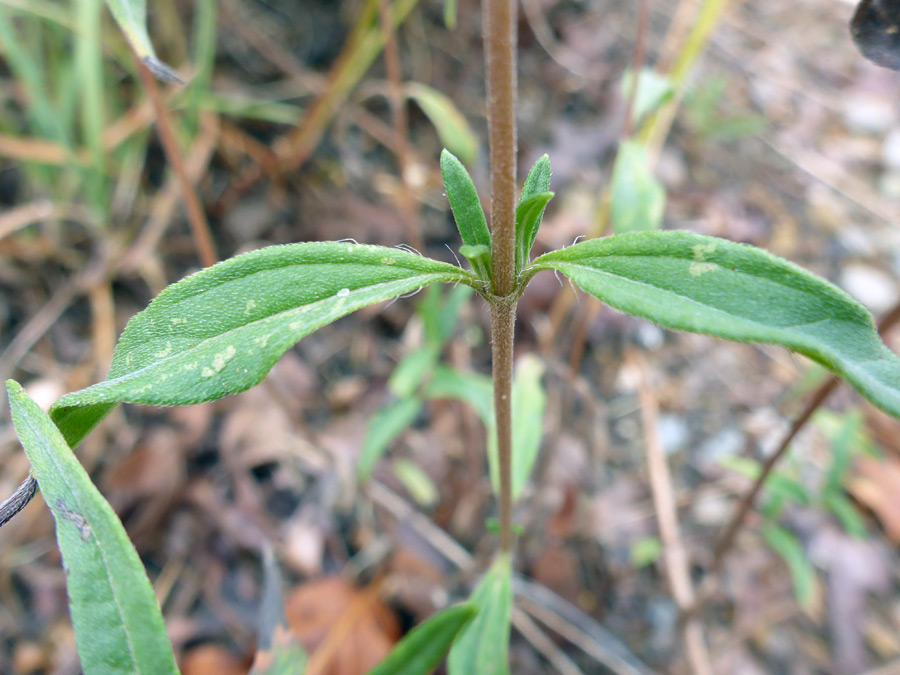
531,231,900,420
6,380,178,675
358,397,423,478
406,84,478,166
102,0,180,81
762,523,816,608
50,243,473,449
447,555,512,675
368,603,477,675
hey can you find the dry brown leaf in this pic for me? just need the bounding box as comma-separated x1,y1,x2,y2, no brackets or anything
847,456,900,543
285,577,399,675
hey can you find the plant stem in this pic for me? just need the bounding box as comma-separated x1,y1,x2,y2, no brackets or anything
492,299,517,553
483,0,518,553
483,0,517,298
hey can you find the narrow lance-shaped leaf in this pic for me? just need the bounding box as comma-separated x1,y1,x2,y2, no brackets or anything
102,0,182,82
529,231,900,419
448,554,513,675
51,242,473,449
358,397,423,479
369,603,477,675
406,84,478,166
441,149,492,281
6,380,178,675
515,155,552,271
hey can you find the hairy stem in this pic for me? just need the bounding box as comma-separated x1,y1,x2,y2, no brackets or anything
483,0,517,298
492,299,517,553
483,0,518,553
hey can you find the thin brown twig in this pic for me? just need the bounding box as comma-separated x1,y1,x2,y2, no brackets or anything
135,56,218,268
706,300,900,582
631,350,713,675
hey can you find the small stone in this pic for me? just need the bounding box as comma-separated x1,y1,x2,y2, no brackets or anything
883,128,900,170
839,264,898,314
844,95,896,134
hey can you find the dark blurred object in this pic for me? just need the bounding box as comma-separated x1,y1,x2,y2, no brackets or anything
851,0,900,70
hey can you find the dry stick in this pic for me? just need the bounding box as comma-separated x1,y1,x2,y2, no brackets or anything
632,351,713,675
705,300,900,583
483,0,519,554
135,57,218,269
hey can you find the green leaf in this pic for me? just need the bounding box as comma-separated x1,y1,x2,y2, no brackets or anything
610,140,665,233
407,85,478,165
443,0,458,28
630,535,663,568
51,243,472,449
515,192,554,272
531,231,900,420
823,491,867,539
762,523,816,608
388,348,439,399
459,245,492,282
426,366,494,422
419,284,473,347
359,398,422,479
102,0,181,82
448,555,512,675
620,68,675,127
393,458,439,506
6,380,178,675
515,155,552,271
427,358,546,502
441,150,492,280
508,355,546,500
368,603,476,675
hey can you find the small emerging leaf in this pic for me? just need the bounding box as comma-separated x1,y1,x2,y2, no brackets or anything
51,243,471,450
515,155,552,271
441,150,492,281
531,231,900,421
7,380,178,675
610,140,665,233
369,603,476,675
448,554,512,675
407,84,478,165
